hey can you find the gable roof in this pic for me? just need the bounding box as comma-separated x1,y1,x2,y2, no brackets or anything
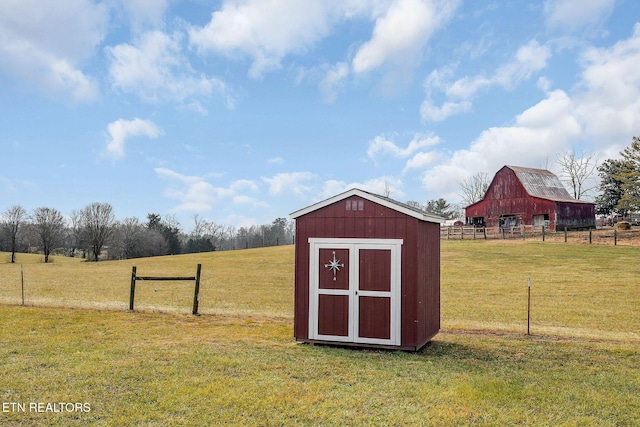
290,188,444,223
505,165,591,203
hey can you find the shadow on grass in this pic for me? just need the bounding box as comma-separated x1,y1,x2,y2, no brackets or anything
418,340,500,362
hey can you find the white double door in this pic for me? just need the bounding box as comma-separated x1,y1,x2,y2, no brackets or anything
308,238,402,346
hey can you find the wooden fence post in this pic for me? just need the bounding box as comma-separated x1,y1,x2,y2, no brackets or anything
564,227,568,243
192,263,202,315
21,264,25,306
527,278,531,335
129,266,137,311
614,229,617,246
589,229,592,244
542,225,545,242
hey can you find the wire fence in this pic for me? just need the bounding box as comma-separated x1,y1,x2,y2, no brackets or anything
441,226,640,246
1,242,639,343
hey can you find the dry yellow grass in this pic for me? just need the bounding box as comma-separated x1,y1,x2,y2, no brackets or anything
1,240,638,341
1,242,639,425
441,240,640,341
0,246,294,317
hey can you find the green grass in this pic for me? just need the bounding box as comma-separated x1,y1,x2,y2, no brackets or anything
1,307,638,426
1,242,639,425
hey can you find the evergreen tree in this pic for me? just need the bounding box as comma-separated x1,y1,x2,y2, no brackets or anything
595,158,626,217
616,136,640,214
425,198,455,219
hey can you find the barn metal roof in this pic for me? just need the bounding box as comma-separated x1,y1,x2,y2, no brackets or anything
507,166,591,203
290,188,444,223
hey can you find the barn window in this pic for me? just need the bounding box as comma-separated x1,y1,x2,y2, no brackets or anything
346,199,364,211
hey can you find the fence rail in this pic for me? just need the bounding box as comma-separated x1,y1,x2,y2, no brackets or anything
129,264,202,315
440,226,640,246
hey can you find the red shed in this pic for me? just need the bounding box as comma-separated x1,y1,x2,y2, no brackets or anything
465,165,595,231
290,188,443,351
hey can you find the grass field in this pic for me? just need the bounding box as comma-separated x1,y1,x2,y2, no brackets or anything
1,242,639,426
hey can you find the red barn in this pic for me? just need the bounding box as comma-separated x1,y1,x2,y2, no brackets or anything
465,166,595,231
290,188,442,351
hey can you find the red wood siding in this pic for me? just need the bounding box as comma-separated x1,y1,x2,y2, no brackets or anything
417,221,441,345
359,249,390,292
359,296,390,339
556,202,596,229
317,295,349,336
294,194,440,350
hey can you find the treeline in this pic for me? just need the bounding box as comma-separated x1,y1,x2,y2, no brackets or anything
0,203,294,263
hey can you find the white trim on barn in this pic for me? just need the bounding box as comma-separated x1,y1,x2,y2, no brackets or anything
290,188,444,224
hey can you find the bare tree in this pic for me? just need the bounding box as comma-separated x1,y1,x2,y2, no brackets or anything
81,202,116,262
383,181,392,197
458,172,490,205
112,217,143,259
191,214,205,238
556,150,597,200
67,209,84,257
1,205,27,263
31,207,66,263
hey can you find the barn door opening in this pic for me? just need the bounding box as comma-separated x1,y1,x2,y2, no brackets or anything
308,238,402,346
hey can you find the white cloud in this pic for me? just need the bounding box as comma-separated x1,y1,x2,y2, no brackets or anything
352,0,459,74
320,62,350,103
404,151,441,172
155,168,263,213
421,40,551,121
267,157,285,164
419,100,472,122
189,0,337,79
494,41,552,88
420,90,582,200
0,0,107,102
114,0,170,32
106,31,234,110
320,176,405,200
261,172,317,196
230,179,260,193
573,23,640,146
105,118,163,159
189,0,458,86
367,133,440,160
544,0,615,33
232,195,269,207
417,24,640,203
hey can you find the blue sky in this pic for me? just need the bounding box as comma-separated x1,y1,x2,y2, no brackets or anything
1,0,639,230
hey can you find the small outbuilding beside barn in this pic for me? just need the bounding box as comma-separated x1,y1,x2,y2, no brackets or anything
465,165,595,231
290,188,443,351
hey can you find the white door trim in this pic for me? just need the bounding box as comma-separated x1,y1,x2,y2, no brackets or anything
308,237,403,346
